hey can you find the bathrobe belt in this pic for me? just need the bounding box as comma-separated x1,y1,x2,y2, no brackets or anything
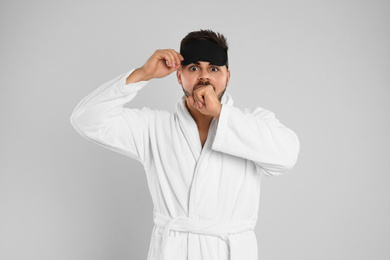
153,210,257,260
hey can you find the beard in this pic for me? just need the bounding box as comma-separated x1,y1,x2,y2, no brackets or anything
181,78,228,102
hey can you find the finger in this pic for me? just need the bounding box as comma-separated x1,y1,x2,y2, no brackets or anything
199,93,205,105
187,95,196,108
162,51,175,68
165,49,182,68
157,50,173,67
190,95,201,109
192,91,199,108
167,50,179,67
155,51,171,68
173,50,184,66
192,90,200,107
159,49,183,68
194,88,205,105
168,51,177,67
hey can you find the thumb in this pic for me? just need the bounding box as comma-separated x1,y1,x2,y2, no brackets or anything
187,95,195,107
164,62,181,75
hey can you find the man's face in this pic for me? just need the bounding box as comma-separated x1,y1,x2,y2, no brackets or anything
177,61,230,101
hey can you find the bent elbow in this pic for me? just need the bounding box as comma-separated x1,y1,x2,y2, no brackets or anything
259,134,300,177
70,111,85,134
69,110,96,138
278,128,300,172
258,157,297,177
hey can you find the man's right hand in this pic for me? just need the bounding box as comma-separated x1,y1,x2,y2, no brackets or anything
126,49,184,84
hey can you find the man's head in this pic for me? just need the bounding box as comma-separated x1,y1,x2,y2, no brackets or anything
177,29,230,101
180,29,229,69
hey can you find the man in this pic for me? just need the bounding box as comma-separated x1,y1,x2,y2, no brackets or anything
70,29,300,260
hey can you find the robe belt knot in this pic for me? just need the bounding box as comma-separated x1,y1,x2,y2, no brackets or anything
153,210,257,260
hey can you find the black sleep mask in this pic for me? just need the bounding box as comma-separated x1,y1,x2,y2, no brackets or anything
180,40,228,67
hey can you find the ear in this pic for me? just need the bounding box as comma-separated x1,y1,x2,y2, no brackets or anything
176,69,182,85
226,69,231,86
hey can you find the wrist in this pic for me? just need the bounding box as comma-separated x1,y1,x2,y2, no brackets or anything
214,104,222,119
126,68,151,84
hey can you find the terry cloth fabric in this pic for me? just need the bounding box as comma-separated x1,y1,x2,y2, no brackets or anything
70,68,300,260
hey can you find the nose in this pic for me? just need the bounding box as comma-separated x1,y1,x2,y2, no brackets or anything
198,69,210,81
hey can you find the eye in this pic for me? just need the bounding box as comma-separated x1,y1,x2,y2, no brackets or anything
189,66,198,71
210,66,219,72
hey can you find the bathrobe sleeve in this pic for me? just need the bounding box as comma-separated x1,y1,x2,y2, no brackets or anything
211,104,300,176
70,68,150,164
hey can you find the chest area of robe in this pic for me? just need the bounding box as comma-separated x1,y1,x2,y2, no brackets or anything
142,112,261,221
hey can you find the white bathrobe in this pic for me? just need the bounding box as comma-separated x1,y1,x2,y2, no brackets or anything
70,68,300,260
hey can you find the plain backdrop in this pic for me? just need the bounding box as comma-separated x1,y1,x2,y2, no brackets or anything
1,0,389,259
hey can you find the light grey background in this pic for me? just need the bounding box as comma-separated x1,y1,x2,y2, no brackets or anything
1,0,389,259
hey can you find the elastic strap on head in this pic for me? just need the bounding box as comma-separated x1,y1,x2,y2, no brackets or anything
180,40,228,67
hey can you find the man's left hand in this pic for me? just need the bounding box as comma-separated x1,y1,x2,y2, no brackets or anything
186,85,222,119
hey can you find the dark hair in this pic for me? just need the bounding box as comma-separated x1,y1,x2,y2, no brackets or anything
180,29,229,68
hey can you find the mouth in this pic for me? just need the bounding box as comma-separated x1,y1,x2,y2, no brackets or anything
194,85,208,90
194,82,211,91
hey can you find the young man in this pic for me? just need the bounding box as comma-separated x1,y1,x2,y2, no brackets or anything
70,29,300,260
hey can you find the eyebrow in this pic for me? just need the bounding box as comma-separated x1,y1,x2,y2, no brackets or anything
190,62,217,66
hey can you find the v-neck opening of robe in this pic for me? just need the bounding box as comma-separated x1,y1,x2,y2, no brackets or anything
175,94,233,160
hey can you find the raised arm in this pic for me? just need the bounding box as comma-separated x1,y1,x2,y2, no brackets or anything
211,105,300,176
70,50,184,164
